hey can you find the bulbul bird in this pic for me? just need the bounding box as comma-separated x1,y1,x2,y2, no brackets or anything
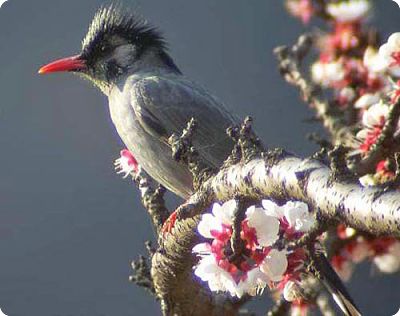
39,6,361,316
39,5,237,199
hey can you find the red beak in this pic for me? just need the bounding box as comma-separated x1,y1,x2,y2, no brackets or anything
38,55,87,74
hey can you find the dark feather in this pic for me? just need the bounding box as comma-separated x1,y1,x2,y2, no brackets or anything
82,4,165,55
312,251,361,316
81,5,181,73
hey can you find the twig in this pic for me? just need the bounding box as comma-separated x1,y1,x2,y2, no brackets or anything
274,34,355,146
328,145,356,182
238,116,265,162
135,169,170,236
129,255,157,297
224,116,265,169
168,118,215,190
230,199,247,255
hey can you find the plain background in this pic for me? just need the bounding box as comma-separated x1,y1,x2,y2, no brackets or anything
0,0,400,315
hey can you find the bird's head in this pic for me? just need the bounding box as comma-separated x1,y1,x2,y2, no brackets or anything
39,5,179,93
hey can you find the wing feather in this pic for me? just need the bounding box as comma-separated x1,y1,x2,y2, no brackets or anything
131,76,237,168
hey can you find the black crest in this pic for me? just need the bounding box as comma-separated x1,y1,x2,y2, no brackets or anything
82,5,166,58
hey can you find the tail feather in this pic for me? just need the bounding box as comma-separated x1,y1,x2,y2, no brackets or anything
311,252,361,316
323,279,361,316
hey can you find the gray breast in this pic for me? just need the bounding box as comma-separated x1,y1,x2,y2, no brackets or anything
108,72,237,198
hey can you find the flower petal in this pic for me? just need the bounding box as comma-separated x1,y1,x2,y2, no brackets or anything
326,0,370,22
246,206,280,247
283,201,315,232
211,200,236,225
260,249,288,282
373,242,400,273
197,213,221,239
194,255,219,281
354,93,381,109
362,102,389,128
217,270,238,296
262,199,284,218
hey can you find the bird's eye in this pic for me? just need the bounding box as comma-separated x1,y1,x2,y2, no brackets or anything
100,44,108,52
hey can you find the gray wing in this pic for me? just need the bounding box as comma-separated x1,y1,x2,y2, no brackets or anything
131,76,237,168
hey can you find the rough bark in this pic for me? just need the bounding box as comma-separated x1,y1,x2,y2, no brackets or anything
208,151,400,236
147,148,400,315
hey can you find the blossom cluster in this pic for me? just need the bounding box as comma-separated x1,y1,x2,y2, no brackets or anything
332,225,400,281
192,199,315,301
284,2,400,312
287,0,400,186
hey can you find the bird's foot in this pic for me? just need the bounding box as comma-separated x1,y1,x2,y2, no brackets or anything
161,210,178,236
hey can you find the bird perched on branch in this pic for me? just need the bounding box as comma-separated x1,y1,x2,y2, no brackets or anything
39,5,237,198
39,6,361,316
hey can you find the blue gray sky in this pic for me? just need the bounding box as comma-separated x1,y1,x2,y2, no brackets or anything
0,1,399,315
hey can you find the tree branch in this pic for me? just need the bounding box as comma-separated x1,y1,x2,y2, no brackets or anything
168,117,215,190
134,168,170,236
205,151,400,237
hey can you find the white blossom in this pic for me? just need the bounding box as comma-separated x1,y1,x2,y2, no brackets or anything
246,205,280,247
193,241,270,298
283,201,315,232
192,242,212,256
193,200,286,298
262,199,315,233
193,199,308,298
212,200,237,225
260,249,288,282
326,0,370,22
354,93,381,109
361,102,389,128
285,0,314,24
355,103,393,153
262,199,284,218
194,255,237,295
311,61,345,86
373,242,400,273
290,304,308,316
197,200,236,238
363,47,387,74
379,32,400,77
